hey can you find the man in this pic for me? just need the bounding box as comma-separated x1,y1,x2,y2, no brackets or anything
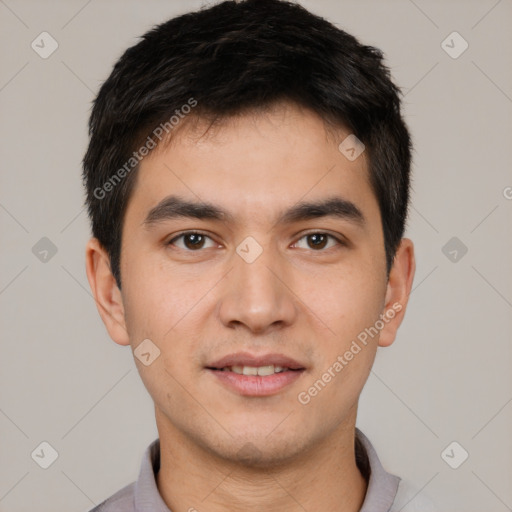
83,0,434,510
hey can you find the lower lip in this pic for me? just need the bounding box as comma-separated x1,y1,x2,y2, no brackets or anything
206,368,305,396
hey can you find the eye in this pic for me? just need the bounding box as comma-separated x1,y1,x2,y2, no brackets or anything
292,232,344,251
167,231,345,252
167,231,217,251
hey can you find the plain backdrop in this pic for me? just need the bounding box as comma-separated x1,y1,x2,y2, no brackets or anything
1,0,511,511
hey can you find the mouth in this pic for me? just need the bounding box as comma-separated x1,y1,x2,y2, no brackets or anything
205,353,307,396
207,365,304,376
206,352,306,372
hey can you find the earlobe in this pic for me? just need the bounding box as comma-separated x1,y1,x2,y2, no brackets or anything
85,237,130,346
378,238,416,348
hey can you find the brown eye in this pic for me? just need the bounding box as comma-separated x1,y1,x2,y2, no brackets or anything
168,232,215,250
293,232,343,251
307,233,328,249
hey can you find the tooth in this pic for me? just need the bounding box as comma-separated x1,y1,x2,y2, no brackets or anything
257,365,275,376
242,366,259,376
225,365,290,376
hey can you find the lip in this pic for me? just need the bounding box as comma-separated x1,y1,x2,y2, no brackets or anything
205,351,307,397
206,368,306,396
206,351,306,370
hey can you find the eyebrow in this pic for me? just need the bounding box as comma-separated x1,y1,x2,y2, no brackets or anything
142,195,366,229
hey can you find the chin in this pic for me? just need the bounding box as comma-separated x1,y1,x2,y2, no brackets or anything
206,431,308,470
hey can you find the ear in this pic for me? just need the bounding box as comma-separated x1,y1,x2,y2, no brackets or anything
85,237,130,346
378,238,416,348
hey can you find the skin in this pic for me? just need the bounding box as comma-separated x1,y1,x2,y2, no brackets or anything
85,101,415,512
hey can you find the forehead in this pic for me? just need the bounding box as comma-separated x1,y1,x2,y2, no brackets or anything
125,103,378,229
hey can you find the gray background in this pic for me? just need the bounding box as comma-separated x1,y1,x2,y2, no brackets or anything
1,0,511,510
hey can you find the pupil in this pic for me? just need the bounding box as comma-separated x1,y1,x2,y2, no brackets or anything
186,234,204,249
309,234,326,249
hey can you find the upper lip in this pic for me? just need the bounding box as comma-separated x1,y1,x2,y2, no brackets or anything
207,352,306,370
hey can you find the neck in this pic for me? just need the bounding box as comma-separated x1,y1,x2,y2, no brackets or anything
155,409,368,512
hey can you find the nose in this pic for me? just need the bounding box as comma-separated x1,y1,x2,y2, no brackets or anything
217,241,298,334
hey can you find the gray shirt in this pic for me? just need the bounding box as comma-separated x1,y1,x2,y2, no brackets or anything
89,428,436,512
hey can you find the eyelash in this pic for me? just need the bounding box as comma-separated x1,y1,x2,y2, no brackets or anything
167,231,346,252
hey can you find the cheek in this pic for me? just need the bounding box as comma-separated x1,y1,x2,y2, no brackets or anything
121,277,197,414
121,261,208,385
122,253,189,339
297,282,381,425
303,263,386,345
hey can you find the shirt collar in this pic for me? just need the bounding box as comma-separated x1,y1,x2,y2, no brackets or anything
134,437,170,512
134,428,400,512
356,428,401,511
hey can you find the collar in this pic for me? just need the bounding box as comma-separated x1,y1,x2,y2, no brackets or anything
356,428,401,511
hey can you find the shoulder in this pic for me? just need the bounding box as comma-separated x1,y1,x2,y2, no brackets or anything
87,481,136,512
390,477,438,512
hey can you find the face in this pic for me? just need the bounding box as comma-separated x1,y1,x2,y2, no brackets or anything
87,102,414,467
